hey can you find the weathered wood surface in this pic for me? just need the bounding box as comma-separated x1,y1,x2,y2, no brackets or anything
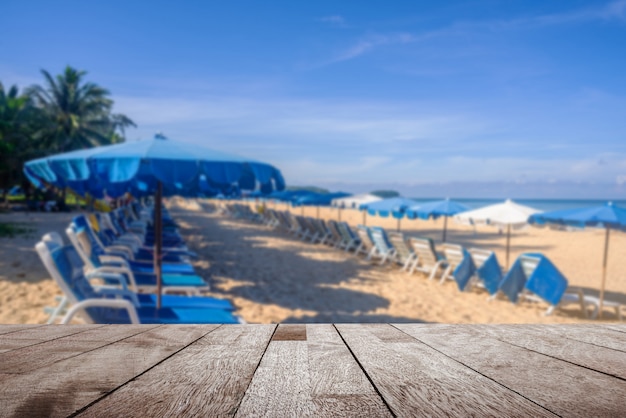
0,324,623,417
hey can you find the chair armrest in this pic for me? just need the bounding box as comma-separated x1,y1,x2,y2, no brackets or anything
93,287,140,306
60,299,140,324
99,255,131,268
87,268,137,292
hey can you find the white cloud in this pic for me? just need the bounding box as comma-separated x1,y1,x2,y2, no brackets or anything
327,1,626,64
319,15,346,26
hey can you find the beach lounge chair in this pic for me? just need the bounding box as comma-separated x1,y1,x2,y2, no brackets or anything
309,218,333,244
368,227,396,265
407,237,445,280
439,244,475,290
336,222,361,252
498,253,621,318
468,248,504,296
35,239,240,325
325,220,344,247
67,227,209,295
68,218,197,275
354,225,378,259
387,232,417,270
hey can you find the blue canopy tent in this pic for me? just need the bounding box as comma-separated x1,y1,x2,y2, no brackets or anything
406,199,469,242
529,202,626,318
24,134,285,308
293,192,351,219
359,197,417,230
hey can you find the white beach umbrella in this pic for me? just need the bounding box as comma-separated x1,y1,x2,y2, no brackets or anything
454,199,542,269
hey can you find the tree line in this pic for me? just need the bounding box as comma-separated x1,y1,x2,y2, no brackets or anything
0,66,135,202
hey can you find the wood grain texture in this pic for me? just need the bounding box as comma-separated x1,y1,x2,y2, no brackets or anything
0,325,216,418
520,324,626,353
395,324,626,417
604,325,626,334
0,325,160,374
271,323,307,341
0,325,45,335
78,324,274,417
0,324,104,340
466,325,626,380
336,324,555,417
236,324,390,417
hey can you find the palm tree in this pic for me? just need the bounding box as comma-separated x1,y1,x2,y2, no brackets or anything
0,83,46,201
28,66,135,153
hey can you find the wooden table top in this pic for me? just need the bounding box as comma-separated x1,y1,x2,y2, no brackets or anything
0,324,624,417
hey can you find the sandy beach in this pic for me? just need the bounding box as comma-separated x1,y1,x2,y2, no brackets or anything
1,199,624,324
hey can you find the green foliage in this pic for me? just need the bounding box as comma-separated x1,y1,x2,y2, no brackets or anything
286,186,330,194
28,66,136,153
370,190,400,198
0,66,136,197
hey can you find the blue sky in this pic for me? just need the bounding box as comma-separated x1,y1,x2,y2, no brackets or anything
3,0,626,198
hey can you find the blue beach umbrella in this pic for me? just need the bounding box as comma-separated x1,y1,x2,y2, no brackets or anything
24,134,285,308
294,192,351,219
406,199,469,242
359,197,417,230
529,202,626,317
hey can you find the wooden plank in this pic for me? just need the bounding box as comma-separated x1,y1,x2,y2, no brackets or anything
0,325,160,374
0,324,104,341
523,324,626,353
602,324,626,335
395,324,626,417
77,324,275,417
467,325,626,380
236,324,390,417
0,325,217,417
336,324,555,417
0,325,45,336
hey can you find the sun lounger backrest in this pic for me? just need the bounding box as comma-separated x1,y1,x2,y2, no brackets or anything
388,232,411,260
326,220,343,242
356,226,375,250
468,248,492,269
442,244,464,269
408,237,439,266
370,227,393,253
520,255,540,278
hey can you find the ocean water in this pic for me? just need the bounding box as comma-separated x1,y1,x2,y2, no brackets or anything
408,198,626,212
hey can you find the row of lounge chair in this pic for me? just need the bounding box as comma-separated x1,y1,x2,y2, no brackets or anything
223,203,623,320
37,201,241,324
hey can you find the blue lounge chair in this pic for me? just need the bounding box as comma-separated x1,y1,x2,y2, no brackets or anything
440,244,477,291
498,253,614,317
369,227,396,265
65,228,209,294
468,248,504,296
67,220,197,275
36,239,240,324
387,232,417,270
407,237,445,280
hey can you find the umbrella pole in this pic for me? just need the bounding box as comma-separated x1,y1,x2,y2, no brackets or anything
338,207,341,222
506,224,511,270
362,210,367,226
599,227,610,319
155,181,163,309
316,205,320,219
397,218,401,232
442,216,448,242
